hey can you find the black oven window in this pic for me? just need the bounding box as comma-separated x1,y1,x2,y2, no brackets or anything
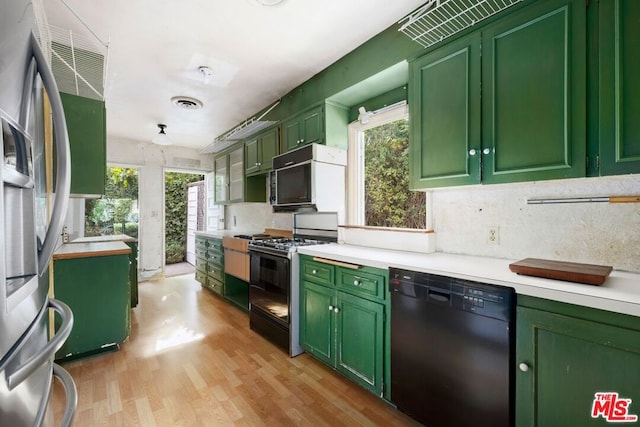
250,254,290,326
277,164,311,204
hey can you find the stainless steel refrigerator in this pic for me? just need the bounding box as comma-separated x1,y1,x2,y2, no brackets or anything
1,0,77,424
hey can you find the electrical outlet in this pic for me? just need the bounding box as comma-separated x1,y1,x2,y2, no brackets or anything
487,226,500,245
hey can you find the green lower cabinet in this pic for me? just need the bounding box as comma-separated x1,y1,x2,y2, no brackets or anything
299,255,388,397
516,300,640,426
335,291,384,394
54,253,130,360
195,235,225,295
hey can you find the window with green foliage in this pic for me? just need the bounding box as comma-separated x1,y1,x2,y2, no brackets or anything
85,167,139,237
347,104,426,229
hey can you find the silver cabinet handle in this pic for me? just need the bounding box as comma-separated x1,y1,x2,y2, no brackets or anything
519,362,530,372
334,307,340,313
312,269,317,274
328,305,334,311
52,363,78,427
469,149,477,156
6,298,73,390
353,280,360,286
32,35,71,273
300,138,305,143
483,148,491,155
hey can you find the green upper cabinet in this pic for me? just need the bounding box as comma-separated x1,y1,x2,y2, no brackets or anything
59,93,106,195
244,125,279,176
214,143,266,205
516,298,640,427
409,34,481,188
410,0,587,189
598,0,640,175
282,101,348,152
481,0,586,184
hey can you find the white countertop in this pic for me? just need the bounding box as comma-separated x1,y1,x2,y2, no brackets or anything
297,243,640,318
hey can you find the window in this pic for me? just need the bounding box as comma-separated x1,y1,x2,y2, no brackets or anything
347,103,426,229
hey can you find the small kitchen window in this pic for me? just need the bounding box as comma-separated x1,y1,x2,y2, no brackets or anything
347,102,426,229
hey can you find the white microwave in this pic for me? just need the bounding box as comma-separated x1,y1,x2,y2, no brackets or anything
270,144,347,217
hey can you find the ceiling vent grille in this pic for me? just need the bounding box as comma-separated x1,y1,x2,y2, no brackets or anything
398,0,523,49
33,0,109,101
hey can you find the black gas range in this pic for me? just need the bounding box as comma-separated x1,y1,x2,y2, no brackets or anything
247,212,338,356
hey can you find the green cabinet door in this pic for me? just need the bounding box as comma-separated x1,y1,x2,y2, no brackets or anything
259,126,279,172
59,93,106,195
300,280,335,366
481,0,586,184
283,116,302,152
244,137,260,175
300,107,323,147
598,0,640,175
516,306,640,427
336,291,384,396
214,154,228,204
409,33,481,189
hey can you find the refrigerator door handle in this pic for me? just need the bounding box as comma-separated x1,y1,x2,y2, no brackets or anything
52,363,78,427
30,34,71,274
6,299,73,390
19,57,37,130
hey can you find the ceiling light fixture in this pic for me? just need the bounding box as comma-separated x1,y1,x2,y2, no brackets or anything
152,123,171,145
254,0,284,6
198,66,213,85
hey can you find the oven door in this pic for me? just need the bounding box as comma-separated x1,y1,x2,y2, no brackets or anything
249,250,290,327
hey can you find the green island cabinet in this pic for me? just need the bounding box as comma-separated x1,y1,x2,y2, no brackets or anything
195,234,225,295
53,242,130,361
409,0,586,189
299,255,390,399
245,125,279,176
516,295,640,426
597,0,640,175
214,144,266,204
281,101,348,152
59,92,106,196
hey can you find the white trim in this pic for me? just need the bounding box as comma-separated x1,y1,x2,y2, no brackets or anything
346,103,409,225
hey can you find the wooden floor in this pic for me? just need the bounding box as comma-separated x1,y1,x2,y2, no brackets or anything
53,274,421,426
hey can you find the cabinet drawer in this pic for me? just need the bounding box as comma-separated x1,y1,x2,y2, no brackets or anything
208,252,224,267
209,239,224,254
207,263,224,282
196,237,207,251
207,277,224,295
337,268,386,301
195,246,208,259
195,269,207,285
195,257,207,273
301,260,334,287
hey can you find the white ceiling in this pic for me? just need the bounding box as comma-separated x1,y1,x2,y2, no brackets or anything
42,0,426,150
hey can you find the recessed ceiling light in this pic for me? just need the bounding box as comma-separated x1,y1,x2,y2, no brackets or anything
171,96,203,110
254,0,284,6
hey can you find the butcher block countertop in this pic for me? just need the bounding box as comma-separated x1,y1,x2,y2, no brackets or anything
53,241,131,260
298,244,640,318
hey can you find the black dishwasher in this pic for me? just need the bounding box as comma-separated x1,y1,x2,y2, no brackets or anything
390,268,515,427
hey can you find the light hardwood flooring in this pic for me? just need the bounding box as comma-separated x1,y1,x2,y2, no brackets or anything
53,274,420,426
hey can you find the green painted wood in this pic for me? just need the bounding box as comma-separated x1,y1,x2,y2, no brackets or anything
244,137,260,175
54,254,130,360
409,33,481,189
516,306,640,427
481,0,586,184
223,273,248,311
282,117,301,152
325,101,349,149
598,0,640,175
300,280,335,366
258,126,279,173
215,144,266,204
336,266,387,302
125,241,138,307
336,291,384,396
281,103,348,152
59,93,106,195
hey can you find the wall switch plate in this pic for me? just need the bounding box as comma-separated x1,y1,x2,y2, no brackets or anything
487,226,500,244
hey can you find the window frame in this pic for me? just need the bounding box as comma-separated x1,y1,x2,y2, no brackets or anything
346,103,412,227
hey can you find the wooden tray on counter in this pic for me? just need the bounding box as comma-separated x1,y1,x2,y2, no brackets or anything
509,258,613,285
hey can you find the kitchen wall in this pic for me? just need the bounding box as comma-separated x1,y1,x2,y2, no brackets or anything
431,174,640,273
224,203,293,232
106,137,213,281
